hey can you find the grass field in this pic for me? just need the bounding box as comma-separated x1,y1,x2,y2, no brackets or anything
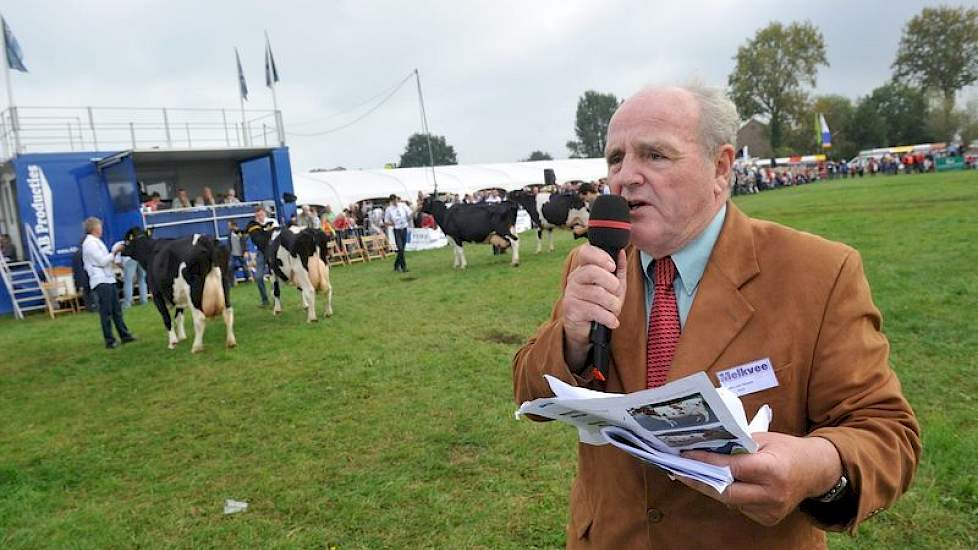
1,171,976,548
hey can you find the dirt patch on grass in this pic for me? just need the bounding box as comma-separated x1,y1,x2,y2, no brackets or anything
480,330,524,346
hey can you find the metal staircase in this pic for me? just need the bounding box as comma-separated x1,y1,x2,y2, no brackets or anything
0,224,58,319
0,253,48,319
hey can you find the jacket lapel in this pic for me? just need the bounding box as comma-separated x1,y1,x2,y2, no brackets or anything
611,245,648,393
668,202,760,381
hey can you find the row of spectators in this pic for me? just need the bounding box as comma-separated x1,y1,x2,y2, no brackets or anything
140,186,242,212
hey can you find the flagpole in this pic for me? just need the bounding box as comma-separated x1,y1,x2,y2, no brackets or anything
265,30,284,147
414,68,437,198
1,16,19,155
239,93,248,147
235,48,248,147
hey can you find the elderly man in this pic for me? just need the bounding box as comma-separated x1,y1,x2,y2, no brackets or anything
81,217,136,349
512,84,920,549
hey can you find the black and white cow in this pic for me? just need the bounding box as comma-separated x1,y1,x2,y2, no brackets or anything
245,222,333,322
421,197,520,269
122,228,236,353
509,185,598,253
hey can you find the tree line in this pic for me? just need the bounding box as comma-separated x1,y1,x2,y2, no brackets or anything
566,5,978,162
396,5,978,168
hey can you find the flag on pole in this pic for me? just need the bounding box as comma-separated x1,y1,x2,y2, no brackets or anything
235,47,248,101
264,32,279,88
2,17,27,72
816,113,831,149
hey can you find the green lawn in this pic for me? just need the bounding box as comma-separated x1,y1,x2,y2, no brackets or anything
1,171,976,548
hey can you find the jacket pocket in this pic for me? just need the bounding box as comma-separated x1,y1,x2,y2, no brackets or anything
738,361,799,434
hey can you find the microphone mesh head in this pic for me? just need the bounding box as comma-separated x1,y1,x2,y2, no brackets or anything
587,194,631,251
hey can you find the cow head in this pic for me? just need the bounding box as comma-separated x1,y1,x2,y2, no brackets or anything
244,220,273,252
578,182,599,206
507,190,541,227
121,226,155,267
310,228,333,264
421,195,448,226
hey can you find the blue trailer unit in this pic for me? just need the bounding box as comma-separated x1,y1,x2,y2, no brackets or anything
0,146,295,316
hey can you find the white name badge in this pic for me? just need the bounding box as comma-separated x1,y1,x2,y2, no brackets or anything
716,358,779,397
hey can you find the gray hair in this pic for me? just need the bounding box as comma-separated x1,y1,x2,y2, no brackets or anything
624,82,740,156
83,217,102,235
682,81,740,156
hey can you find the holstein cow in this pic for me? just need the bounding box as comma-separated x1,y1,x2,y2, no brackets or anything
245,222,333,322
421,196,520,269
122,228,236,353
508,183,599,253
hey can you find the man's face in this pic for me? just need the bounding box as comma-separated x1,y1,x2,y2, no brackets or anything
256,210,266,223
91,223,103,238
605,88,728,257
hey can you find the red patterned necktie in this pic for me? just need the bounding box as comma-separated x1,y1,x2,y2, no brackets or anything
647,256,680,388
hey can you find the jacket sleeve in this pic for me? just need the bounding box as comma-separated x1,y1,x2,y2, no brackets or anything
512,246,601,408
803,249,921,532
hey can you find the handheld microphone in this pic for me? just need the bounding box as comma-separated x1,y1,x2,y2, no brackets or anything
585,194,631,382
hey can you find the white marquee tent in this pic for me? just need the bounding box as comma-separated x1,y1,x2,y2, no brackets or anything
292,158,607,211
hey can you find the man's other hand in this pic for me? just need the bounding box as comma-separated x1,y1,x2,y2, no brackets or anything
561,245,627,371
679,432,844,526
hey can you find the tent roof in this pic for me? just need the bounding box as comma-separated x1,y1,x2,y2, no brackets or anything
294,158,607,211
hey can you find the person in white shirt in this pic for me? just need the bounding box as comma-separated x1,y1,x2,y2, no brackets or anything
81,217,135,349
384,194,413,272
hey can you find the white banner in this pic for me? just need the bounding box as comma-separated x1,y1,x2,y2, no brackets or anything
388,227,448,251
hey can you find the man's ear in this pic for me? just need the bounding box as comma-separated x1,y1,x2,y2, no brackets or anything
714,144,736,197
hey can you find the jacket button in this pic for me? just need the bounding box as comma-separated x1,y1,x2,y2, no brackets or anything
647,508,664,523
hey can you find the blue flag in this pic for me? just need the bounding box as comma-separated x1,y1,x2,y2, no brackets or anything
264,33,279,88
818,113,832,149
2,17,27,72
235,47,248,101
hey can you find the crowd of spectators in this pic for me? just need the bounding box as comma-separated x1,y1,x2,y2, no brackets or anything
139,186,245,212
733,147,975,196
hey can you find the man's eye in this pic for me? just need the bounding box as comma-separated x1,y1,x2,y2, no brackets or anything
607,154,623,165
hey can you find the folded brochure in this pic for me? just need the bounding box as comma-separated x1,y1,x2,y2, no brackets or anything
516,372,772,493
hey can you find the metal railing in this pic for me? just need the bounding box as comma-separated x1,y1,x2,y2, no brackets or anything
24,222,53,278
142,201,277,242
0,105,286,160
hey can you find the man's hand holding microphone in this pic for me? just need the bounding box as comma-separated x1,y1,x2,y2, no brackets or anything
561,195,631,378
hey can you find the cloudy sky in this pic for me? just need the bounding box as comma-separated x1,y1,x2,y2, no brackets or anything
4,0,976,171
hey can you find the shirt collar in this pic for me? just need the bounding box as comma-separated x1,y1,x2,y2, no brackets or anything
641,204,727,297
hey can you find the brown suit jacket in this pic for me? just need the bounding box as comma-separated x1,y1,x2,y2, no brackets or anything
513,202,920,549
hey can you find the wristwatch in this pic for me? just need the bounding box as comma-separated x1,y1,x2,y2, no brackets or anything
815,474,849,503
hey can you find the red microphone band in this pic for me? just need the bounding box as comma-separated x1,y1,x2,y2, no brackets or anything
587,219,632,231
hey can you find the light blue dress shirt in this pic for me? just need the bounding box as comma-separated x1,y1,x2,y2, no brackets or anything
640,204,727,331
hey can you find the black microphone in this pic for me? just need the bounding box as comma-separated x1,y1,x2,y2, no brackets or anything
586,194,631,382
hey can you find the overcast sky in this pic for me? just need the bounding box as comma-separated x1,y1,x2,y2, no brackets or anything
4,0,976,171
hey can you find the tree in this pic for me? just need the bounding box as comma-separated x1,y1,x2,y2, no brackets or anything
960,96,978,147
893,6,978,140
398,133,457,168
566,91,619,158
849,82,933,150
728,21,828,152
523,150,553,161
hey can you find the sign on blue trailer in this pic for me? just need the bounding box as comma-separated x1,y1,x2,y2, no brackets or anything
14,152,140,266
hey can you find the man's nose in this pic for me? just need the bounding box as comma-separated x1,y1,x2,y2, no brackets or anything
611,155,645,190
